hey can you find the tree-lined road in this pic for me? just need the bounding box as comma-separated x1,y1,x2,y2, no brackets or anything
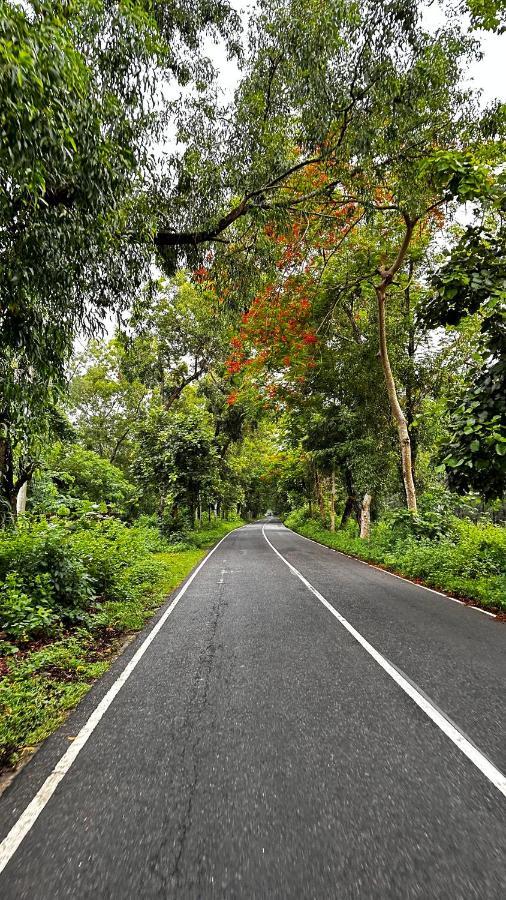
0,521,505,898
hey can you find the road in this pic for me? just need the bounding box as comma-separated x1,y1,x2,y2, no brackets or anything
0,520,505,898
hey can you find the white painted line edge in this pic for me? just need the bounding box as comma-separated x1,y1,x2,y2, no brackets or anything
284,525,497,618
0,526,243,876
262,526,506,800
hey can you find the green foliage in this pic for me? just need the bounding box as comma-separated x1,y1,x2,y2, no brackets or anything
47,444,138,514
285,507,506,610
440,363,506,499
420,151,493,201
423,224,506,329
422,221,506,498
0,523,94,622
466,0,506,31
0,0,239,516
135,400,220,515
0,573,58,642
68,338,148,470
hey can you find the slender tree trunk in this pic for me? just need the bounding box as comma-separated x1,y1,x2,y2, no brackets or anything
330,467,336,532
339,497,355,529
376,284,417,513
359,493,372,539
16,481,28,516
315,467,325,522
403,265,418,483
0,433,16,524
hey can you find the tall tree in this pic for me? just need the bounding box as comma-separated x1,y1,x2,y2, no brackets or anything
0,0,238,517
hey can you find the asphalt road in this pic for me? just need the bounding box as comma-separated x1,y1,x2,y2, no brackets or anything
0,520,505,898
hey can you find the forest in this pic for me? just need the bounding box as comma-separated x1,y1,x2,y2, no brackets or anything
0,0,505,769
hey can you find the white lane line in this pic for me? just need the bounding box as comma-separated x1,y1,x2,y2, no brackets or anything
0,527,242,876
285,526,497,618
262,526,506,800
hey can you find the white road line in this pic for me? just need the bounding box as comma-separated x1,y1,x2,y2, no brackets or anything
262,526,506,800
0,527,242,876
285,526,497,618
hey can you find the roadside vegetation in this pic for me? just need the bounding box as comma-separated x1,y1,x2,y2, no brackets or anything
1,0,505,769
284,505,506,612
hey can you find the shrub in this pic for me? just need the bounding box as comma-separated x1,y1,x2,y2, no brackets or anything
0,573,59,642
32,444,137,519
0,523,94,619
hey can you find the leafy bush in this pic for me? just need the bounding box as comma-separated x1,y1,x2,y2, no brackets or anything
0,515,241,645
31,444,137,518
0,573,59,641
0,523,94,622
67,519,164,600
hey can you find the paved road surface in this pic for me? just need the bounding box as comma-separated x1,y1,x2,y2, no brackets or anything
0,520,505,898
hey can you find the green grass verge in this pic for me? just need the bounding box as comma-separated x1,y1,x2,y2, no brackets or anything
283,510,506,613
0,519,241,772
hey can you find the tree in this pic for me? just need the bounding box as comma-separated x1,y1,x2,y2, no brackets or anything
167,0,494,511
43,444,137,516
69,339,149,470
135,398,221,525
124,272,236,409
0,0,238,518
465,0,506,30
422,215,506,498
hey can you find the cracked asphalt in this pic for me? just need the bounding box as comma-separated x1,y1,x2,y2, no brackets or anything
0,520,505,898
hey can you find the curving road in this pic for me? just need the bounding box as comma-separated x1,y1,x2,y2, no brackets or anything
0,520,505,898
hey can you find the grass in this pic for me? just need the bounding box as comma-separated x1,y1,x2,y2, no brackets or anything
283,509,506,613
0,518,242,771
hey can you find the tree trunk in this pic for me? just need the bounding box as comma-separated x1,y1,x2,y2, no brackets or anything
315,467,325,522
403,266,418,483
330,467,336,532
376,285,417,513
16,481,28,516
339,470,361,529
359,493,372,539
339,497,356,529
0,434,15,525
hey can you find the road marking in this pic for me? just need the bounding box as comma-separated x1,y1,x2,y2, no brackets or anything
262,526,506,799
0,527,242,876
286,527,497,618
